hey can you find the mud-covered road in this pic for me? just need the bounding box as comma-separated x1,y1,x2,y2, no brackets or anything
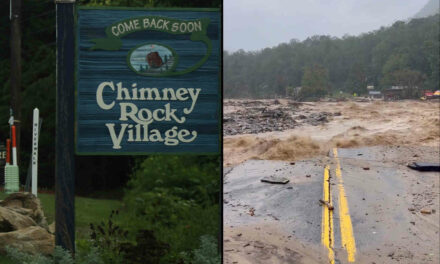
223,100,440,264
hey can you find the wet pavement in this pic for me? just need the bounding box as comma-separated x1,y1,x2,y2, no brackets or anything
224,146,439,264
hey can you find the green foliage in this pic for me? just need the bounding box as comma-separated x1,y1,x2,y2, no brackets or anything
5,246,52,264
88,210,170,264
5,246,103,264
224,14,440,99
191,235,221,264
89,210,128,263
127,156,219,205
127,188,197,228
76,243,105,264
285,86,294,97
120,229,170,264
122,155,220,263
381,69,426,98
300,64,330,99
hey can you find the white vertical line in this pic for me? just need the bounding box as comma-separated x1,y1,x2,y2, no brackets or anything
32,108,39,196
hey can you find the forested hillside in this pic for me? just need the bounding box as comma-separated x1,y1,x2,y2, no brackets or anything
224,14,439,99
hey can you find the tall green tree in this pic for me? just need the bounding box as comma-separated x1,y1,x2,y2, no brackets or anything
300,64,330,99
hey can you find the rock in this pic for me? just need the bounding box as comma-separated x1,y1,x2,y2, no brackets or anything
0,193,48,228
420,209,432,214
0,226,54,255
48,222,55,234
8,207,33,216
0,207,37,232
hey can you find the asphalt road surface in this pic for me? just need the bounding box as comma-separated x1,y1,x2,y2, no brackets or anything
224,146,439,264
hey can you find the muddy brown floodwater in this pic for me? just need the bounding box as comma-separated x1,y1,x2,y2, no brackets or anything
224,99,440,167
223,99,440,264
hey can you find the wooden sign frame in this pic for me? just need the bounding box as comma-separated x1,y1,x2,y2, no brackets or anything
75,6,221,155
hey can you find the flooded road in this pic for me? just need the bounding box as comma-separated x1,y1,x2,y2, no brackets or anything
223,100,439,264
224,100,439,167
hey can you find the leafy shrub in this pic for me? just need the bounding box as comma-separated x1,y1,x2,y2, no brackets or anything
191,235,221,264
5,245,103,264
122,155,220,262
89,210,128,263
88,210,169,264
120,229,170,264
128,187,197,228
127,156,220,205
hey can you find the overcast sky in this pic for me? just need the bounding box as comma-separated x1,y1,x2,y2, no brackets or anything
224,0,428,52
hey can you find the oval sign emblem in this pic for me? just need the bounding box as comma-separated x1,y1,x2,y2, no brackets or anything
128,43,178,76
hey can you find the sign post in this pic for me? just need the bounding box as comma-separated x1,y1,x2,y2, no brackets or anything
55,4,220,254
55,0,76,252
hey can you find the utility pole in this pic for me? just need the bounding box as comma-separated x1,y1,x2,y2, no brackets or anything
10,0,22,165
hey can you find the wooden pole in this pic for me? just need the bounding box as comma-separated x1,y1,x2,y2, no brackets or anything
55,0,76,253
10,0,22,165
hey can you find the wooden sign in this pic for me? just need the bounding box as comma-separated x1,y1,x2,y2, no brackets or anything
76,7,220,154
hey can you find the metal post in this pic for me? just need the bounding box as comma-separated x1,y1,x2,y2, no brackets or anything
55,0,76,253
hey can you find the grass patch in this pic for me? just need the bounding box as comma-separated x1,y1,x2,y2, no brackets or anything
0,255,14,264
0,192,123,239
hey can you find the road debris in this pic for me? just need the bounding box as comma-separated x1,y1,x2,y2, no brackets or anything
408,162,440,172
420,209,432,215
261,176,289,184
319,199,334,210
224,99,337,135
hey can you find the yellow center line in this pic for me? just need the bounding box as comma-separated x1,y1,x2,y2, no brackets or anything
321,165,335,264
333,148,357,262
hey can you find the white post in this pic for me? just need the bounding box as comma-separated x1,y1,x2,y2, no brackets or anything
12,125,17,166
32,108,39,196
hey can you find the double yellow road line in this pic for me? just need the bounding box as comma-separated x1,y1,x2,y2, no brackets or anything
321,148,357,263
321,164,335,263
